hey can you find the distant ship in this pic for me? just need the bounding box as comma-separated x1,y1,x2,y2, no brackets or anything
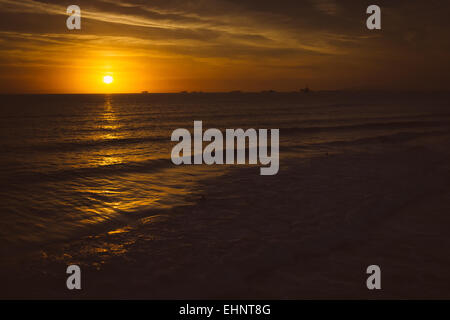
141,91,149,94
300,86,310,93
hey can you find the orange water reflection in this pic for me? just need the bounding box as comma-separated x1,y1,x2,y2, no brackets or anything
98,95,124,166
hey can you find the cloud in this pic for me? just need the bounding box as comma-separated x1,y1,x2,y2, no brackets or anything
310,0,339,15
0,0,367,54
0,0,449,91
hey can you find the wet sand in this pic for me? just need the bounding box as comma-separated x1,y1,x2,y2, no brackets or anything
2,134,450,299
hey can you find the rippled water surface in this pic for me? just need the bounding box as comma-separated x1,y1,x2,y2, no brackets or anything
1,92,449,246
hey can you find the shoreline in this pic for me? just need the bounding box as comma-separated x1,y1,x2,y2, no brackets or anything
2,135,450,299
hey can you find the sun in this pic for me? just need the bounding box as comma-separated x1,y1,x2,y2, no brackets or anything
103,75,113,84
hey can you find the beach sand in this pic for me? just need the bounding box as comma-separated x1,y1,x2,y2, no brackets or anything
2,133,450,299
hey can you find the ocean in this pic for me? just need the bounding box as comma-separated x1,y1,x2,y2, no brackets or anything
1,91,449,255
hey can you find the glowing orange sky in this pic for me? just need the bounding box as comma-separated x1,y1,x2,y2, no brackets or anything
0,0,449,93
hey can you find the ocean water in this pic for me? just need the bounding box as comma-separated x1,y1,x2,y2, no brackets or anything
0,92,449,250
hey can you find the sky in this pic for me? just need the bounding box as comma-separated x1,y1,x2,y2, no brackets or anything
0,0,449,93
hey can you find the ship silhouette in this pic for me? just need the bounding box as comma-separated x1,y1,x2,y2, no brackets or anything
300,85,310,93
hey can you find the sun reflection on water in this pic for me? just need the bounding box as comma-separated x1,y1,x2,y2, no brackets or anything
98,95,124,166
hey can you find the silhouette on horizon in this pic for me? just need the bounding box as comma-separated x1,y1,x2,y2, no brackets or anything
300,85,311,93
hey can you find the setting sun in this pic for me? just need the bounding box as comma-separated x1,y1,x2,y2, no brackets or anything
103,75,113,84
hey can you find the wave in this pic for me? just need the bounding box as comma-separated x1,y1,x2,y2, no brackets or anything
285,129,450,151
282,120,450,135
8,135,168,153
2,157,173,185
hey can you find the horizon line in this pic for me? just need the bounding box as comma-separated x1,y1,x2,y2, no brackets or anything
1,89,449,95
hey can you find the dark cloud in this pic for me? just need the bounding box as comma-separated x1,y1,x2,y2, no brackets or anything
0,0,449,92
